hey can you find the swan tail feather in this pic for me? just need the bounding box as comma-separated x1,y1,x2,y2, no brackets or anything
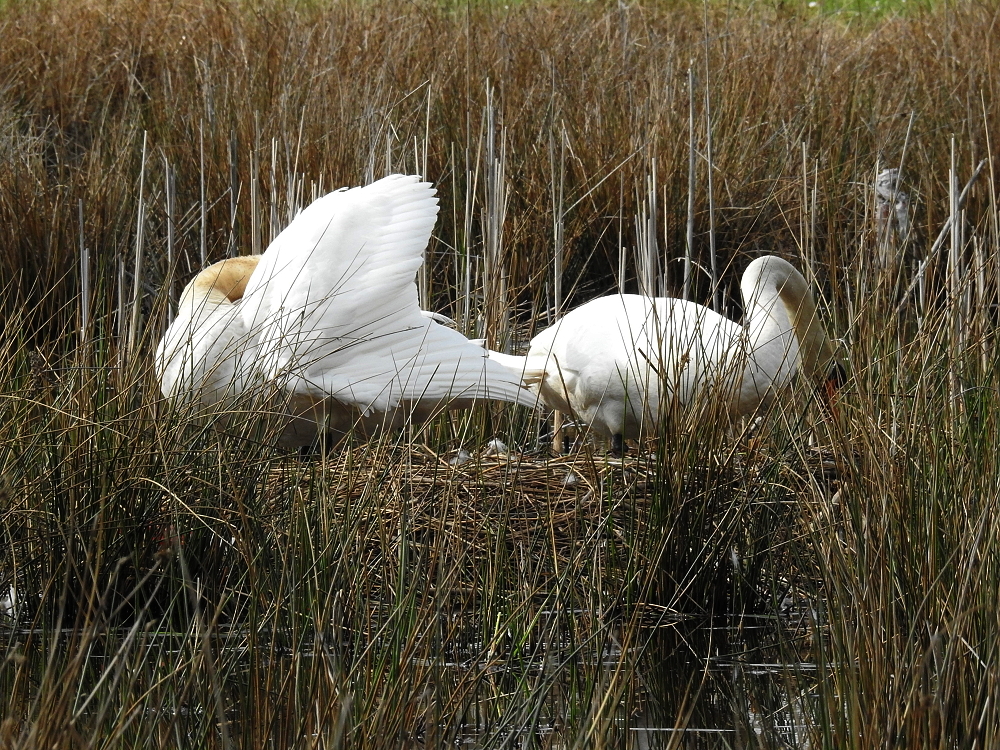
487,350,547,388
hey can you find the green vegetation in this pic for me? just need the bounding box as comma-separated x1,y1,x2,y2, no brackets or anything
804,0,933,18
1,0,999,746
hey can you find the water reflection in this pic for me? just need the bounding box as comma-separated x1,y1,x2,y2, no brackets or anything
633,616,818,748
416,607,823,747
1,607,825,746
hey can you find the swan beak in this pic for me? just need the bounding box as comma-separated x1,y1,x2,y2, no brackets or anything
821,360,848,415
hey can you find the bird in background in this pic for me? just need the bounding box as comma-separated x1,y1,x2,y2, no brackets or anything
489,255,846,453
156,173,535,447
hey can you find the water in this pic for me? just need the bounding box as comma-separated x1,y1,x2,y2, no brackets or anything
414,610,822,748
1,606,825,747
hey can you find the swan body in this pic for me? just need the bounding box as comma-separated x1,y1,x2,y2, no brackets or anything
491,256,842,441
156,174,534,447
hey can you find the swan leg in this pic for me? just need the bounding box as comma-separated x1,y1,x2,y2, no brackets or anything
610,433,625,457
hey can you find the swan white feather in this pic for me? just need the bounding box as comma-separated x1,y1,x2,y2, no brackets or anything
156,174,534,446
491,255,842,441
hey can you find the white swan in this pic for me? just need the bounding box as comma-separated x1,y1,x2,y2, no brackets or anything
490,256,844,449
156,174,535,447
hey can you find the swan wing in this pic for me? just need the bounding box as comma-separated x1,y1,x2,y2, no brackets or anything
238,173,532,413
240,174,436,371
291,319,536,412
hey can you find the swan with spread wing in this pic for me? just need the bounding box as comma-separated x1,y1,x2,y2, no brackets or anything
156,174,534,447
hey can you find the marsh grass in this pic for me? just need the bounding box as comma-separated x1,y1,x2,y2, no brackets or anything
3,0,1000,747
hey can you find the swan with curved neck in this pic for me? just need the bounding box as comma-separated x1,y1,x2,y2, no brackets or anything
156,174,535,447
490,255,844,446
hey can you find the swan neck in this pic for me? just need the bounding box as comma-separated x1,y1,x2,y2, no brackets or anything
180,256,261,311
744,258,835,379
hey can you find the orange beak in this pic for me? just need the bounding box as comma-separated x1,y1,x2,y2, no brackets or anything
821,361,848,417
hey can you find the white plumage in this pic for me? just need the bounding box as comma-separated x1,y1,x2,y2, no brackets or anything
156,174,534,447
490,256,843,443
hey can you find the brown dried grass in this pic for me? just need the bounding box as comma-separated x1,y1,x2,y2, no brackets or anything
3,0,1000,747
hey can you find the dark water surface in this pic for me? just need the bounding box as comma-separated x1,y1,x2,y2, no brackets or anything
1,604,823,747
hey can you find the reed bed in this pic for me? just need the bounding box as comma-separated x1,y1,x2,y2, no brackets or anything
2,0,1000,746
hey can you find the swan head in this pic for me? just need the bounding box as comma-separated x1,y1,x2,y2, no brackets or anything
797,304,849,408
178,256,262,310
